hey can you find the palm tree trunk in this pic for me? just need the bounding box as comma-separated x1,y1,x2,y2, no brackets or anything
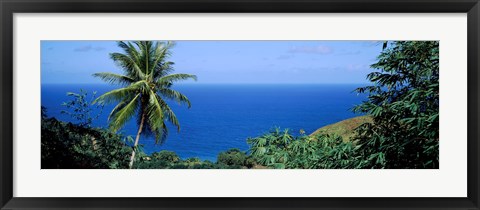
129,112,146,169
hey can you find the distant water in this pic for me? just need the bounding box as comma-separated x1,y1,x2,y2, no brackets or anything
41,84,367,161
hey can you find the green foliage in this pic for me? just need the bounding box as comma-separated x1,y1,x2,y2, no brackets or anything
93,41,197,144
41,115,133,169
287,134,361,169
248,128,361,169
135,152,220,169
152,150,181,163
61,89,104,127
42,41,438,169
216,148,254,168
42,111,254,169
352,41,439,169
93,41,197,168
247,128,293,168
134,150,180,169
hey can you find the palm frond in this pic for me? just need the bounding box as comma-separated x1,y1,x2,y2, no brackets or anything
108,100,127,121
93,85,139,105
157,94,180,131
159,88,192,108
146,90,165,129
132,41,154,76
153,61,175,79
117,41,142,66
110,52,145,80
92,72,134,86
109,94,140,132
156,73,197,87
144,91,172,144
150,41,175,78
152,121,169,144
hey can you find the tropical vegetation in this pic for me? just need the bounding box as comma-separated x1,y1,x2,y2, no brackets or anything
41,41,439,169
351,41,439,168
92,41,197,168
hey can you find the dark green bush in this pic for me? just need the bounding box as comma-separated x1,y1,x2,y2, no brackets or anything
41,116,132,169
352,41,439,169
152,151,180,163
217,148,248,168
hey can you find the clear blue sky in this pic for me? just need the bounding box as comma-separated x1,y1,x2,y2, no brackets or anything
41,41,383,84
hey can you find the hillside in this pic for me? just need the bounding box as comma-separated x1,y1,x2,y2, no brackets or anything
310,116,372,140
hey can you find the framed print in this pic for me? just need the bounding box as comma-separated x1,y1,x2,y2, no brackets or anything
1,0,479,209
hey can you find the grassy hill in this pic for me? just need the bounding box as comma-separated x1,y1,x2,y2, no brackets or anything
310,116,372,141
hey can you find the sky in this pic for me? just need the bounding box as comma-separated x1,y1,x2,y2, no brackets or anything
41,40,383,84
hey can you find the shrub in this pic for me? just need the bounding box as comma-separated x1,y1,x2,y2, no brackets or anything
152,151,180,163
217,148,248,168
41,116,133,169
60,89,103,128
352,41,439,169
247,128,361,169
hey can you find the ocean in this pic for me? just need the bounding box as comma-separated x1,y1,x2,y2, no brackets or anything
41,84,367,161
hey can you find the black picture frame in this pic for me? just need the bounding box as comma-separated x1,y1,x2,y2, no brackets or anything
1,0,479,209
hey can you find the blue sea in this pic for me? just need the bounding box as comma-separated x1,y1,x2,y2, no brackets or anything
41,84,366,161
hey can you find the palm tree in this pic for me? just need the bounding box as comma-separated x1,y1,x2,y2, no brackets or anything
93,41,196,169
